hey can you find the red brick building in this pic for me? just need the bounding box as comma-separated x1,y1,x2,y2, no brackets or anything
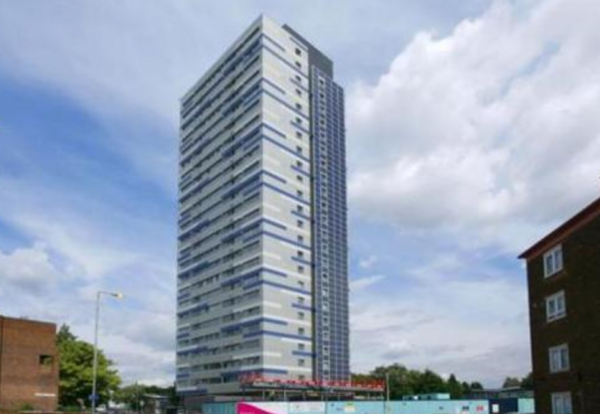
0,316,59,411
520,196,600,414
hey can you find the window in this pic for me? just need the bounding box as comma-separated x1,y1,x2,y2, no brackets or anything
544,245,564,277
298,343,305,350
298,327,305,335
295,61,302,69
298,358,305,366
296,103,302,111
546,291,567,322
298,266,305,273
39,355,53,366
296,89,302,96
297,220,304,228
549,344,570,373
552,392,572,414
298,312,305,320
295,75,302,82
296,131,303,139
295,48,302,56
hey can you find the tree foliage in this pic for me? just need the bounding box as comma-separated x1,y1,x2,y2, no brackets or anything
502,373,534,390
353,364,487,399
114,383,179,410
57,325,122,408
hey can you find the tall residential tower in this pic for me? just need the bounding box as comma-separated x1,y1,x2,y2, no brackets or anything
176,16,349,399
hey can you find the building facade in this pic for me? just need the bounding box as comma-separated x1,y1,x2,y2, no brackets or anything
520,196,600,414
0,316,59,412
176,16,349,399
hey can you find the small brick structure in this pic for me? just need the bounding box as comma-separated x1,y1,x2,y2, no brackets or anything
0,316,59,412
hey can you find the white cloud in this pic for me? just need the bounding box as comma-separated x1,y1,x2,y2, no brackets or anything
350,254,531,386
348,0,600,250
0,243,60,293
359,254,378,269
350,274,387,291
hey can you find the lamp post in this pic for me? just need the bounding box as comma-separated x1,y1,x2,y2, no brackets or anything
92,290,123,414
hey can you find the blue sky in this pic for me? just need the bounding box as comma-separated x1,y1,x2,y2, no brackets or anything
1,0,599,386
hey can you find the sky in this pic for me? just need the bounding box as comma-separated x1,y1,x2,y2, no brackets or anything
0,0,599,387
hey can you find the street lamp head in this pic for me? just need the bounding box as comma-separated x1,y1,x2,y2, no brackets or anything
98,290,124,300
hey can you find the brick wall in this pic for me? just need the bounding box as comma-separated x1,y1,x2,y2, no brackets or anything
527,214,600,414
0,317,59,412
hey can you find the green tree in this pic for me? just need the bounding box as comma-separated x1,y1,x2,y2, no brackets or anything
469,381,484,390
413,370,447,394
502,377,522,388
114,383,180,410
114,383,145,411
371,364,416,398
520,373,534,390
57,325,121,408
446,374,463,399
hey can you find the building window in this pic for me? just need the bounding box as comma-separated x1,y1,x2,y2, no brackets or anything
544,245,563,277
549,344,570,373
546,291,567,322
298,343,305,350
551,392,572,414
295,48,302,56
39,355,54,366
298,327,305,336
298,358,305,366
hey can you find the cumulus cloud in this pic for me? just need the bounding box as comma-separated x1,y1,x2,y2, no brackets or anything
0,243,60,293
348,0,600,249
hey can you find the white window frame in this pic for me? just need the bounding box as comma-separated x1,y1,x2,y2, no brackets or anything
546,290,567,322
551,392,573,414
549,344,570,373
544,244,564,278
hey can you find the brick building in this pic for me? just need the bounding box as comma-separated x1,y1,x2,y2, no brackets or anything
519,196,600,414
0,316,59,411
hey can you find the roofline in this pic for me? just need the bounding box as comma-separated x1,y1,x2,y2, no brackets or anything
0,315,57,328
518,195,600,260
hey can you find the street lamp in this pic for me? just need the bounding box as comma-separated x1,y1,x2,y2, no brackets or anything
92,290,123,414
